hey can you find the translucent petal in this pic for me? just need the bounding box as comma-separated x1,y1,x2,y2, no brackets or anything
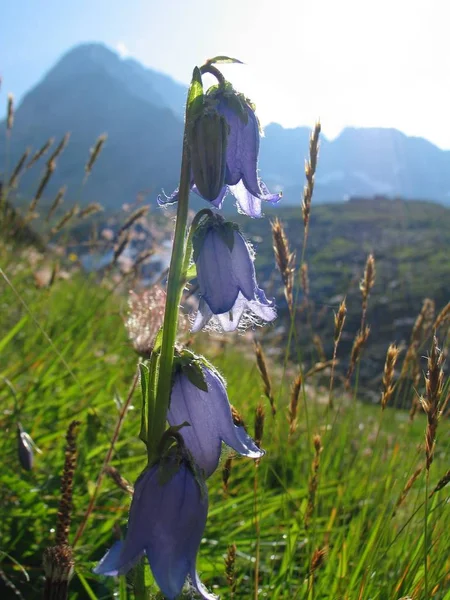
239,106,261,197
216,295,247,332
229,180,263,218
193,183,229,209
191,298,213,333
168,367,263,477
230,230,257,300
144,465,208,599
191,570,220,600
157,187,180,206
248,287,277,323
168,372,223,478
94,463,208,600
196,229,239,314
93,541,125,576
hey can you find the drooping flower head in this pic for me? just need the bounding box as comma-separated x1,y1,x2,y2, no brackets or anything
168,351,263,477
159,80,281,218
17,423,34,471
192,214,276,332
94,452,216,600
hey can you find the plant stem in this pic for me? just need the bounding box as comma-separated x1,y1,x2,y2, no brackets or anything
149,139,191,458
424,469,430,598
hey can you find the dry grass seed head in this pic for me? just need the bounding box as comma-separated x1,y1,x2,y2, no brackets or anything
254,341,276,416
8,148,31,188
334,299,347,344
254,403,265,449
27,137,55,170
271,218,295,309
381,343,400,409
85,133,107,176
7,94,14,131
420,335,445,470
288,373,302,435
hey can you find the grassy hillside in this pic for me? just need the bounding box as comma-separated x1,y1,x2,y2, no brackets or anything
0,211,449,599
239,196,450,396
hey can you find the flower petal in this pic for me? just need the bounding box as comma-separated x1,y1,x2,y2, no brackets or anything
192,298,213,333
157,187,180,206
239,106,262,197
168,367,263,477
229,180,263,218
231,230,257,300
216,294,247,332
168,372,223,478
95,462,208,600
192,183,229,209
190,570,219,600
247,287,277,323
196,228,239,314
145,465,208,599
93,541,126,576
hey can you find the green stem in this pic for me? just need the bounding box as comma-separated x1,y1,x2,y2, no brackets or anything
424,469,430,598
148,139,191,461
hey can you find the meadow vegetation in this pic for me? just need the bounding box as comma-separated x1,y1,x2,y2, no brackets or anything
0,84,449,600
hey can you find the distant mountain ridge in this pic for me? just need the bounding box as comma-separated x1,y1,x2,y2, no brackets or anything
2,42,450,208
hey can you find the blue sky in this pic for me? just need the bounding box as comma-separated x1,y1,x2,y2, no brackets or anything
2,0,450,148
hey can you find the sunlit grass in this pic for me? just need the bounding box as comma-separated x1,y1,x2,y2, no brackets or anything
0,238,448,600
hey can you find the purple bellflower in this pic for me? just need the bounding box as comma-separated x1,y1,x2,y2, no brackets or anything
17,423,34,471
192,215,276,332
94,459,216,600
168,360,263,477
159,85,281,218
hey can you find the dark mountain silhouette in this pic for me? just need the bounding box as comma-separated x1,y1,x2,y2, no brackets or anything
2,42,450,209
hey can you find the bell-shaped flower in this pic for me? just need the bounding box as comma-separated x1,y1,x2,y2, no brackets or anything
192,216,276,332
94,459,216,600
158,86,281,218
168,360,263,477
17,423,34,471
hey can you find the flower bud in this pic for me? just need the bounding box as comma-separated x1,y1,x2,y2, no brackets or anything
189,109,228,201
17,423,34,471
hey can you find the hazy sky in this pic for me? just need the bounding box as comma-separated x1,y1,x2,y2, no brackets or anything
2,0,450,148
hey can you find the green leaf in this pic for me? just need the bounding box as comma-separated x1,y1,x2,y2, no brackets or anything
217,221,235,253
152,327,163,353
192,225,209,263
139,362,149,445
185,263,197,281
182,362,208,392
76,571,98,600
187,67,204,122
225,92,249,125
206,55,244,65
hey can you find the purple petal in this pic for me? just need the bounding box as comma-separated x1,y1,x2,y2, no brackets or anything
93,541,125,576
168,367,263,477
231,230,257,300
168,372,223,478
145,465,208,599
217,101,243,186
196,229,239,314
231,425,264,460
215,295,247,332
239,106,262,197
157,187,180,206
95,463,208,600
193,183,228,209
259,180,283,204
191,570,219,600
192,298,213,333
247,287,277,323
229,180,263,218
